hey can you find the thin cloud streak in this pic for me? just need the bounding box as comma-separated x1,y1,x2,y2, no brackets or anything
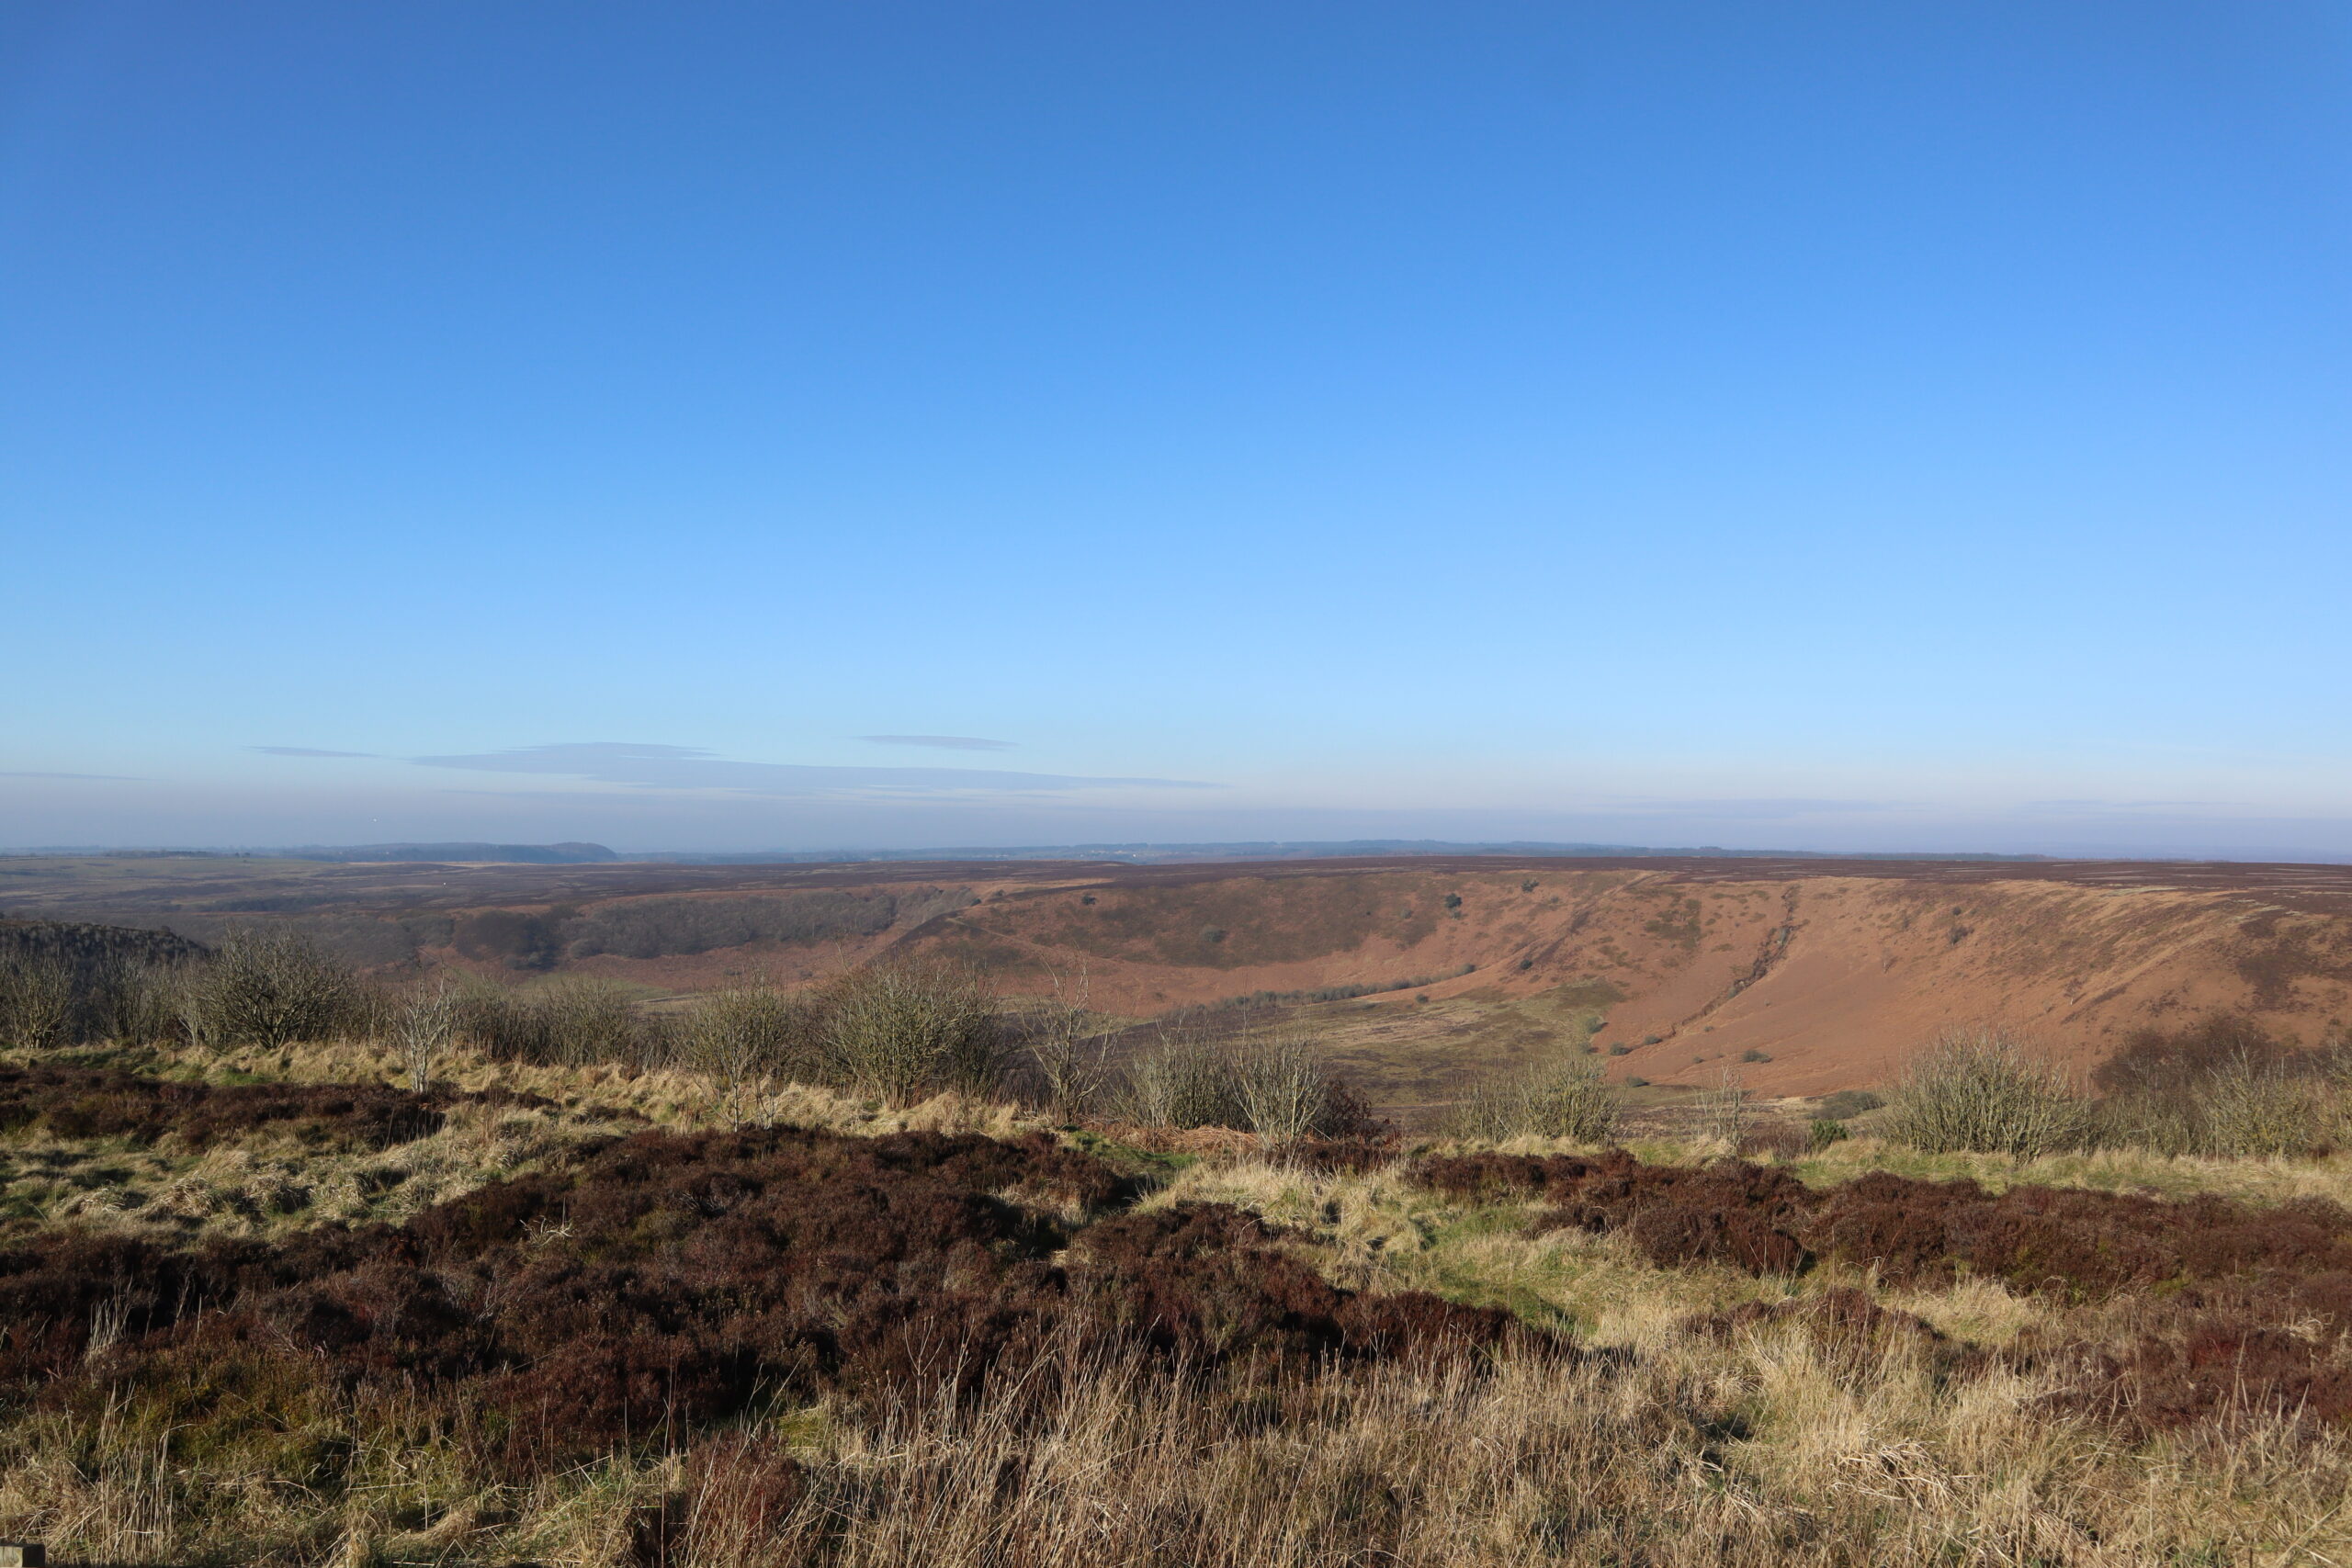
252,746,380,758
857,735,1016,751
408,742,1216,796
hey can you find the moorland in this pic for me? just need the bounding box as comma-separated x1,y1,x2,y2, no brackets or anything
2,852,2352,1563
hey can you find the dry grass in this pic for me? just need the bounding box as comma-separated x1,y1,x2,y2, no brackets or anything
10,1045,2352,1565
5,1220,2345,1566
0,1039,1043,1243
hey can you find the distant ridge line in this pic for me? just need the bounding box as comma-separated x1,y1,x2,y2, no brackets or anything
618,840,2055,866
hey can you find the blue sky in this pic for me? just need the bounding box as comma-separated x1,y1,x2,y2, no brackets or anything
5,2,2349,856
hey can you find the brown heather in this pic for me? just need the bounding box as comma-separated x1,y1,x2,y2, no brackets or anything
5,1036,2352,1562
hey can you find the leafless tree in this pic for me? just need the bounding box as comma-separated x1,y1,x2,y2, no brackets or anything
1028,965,1114,1122
395,981,461,1093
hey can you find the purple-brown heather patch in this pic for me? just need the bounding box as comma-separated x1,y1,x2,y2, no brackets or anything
4,1125,1545,1483
1414,1148,2352,1432
0,1062,560,1151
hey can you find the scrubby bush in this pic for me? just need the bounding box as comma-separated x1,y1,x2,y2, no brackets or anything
680,984,825,1109
2089,1015,2342,1157
1111,1031,1368,1140
0,949,77,1048
2197,1058,2332,1157
455,976,650,1066
1884,1028,2088,1158
1114,1032,1248,1129
0,922,209,1049
0,945,193,1050
389,982,454,1091
1454,1057,1620,1144
824,960,1007,1105
184,929,368,1049
1698,1068,1751,1148
1230,1037,1348,1144
1017,976,1114,1122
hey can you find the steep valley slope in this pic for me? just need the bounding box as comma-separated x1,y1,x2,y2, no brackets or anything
10,852,2352,1107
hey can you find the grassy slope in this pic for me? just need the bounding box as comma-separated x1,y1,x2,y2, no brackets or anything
6,1048,2352,1564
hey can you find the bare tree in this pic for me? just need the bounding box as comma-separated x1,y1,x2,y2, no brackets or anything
0,950,79,1049
1028,965,1113,1122
1700,1066,1751,1150
825,961,1006,1106
1231,1036,1331,1147
186,928,364,1049
395,981,460,1093
682,983,809,1123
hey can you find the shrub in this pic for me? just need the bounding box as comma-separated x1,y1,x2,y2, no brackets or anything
2192,1057,2331,1157
2089,1016,2339,1158
184,929,367,1049
1230,1037,1333,1145
1807,1118,1850,1151
1013,971,1114,1122
1698,1069,1751,1149
1739,1049,1771,1064
456,976,650,1066
1884,1029,2087,1158
392,981,460,1092
1453,1057,1619,1144
0,946,193,1050
1114,1033,1247,1130
0,949,77,1048
680,984,825,1111
824,961,1007,1105
97,958,195,1045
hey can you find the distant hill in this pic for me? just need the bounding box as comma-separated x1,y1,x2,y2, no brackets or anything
629,840,2052,866
275,842,620,865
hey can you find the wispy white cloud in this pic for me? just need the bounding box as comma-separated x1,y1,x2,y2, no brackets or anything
857,735,1016,751
409,742,1215,796
252,746,379,758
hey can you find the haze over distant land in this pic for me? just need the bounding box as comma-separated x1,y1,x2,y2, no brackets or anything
4,6,2347,859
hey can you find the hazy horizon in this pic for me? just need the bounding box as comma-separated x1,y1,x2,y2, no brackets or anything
7,5,2348,859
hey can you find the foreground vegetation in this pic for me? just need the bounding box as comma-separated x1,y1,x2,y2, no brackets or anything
5,926,2352,1562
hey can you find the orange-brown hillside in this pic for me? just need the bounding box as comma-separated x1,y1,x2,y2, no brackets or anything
15,852,2352,1100
877,857,2352,1097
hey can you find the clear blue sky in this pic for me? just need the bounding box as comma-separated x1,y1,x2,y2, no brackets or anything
5,2,2348,856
